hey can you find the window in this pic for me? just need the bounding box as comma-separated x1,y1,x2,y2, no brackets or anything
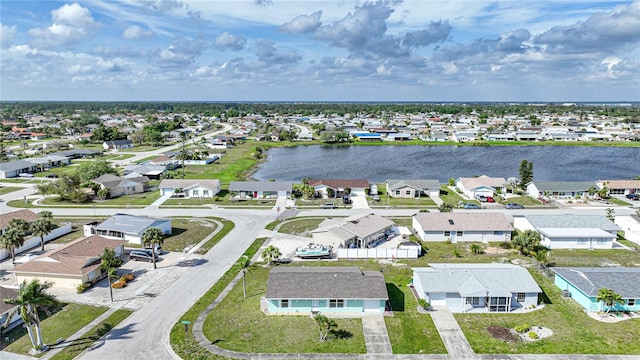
577,239,587,245
203,190,209,196
517,293,526,303
444,231,451,237
456,231,463,237
192,189,199,196
329,299,344,308
466,297,479,305
494,231,503,236
395,190,400,195
596,238,607,245
406,190,411,195
281,299,289,308
629,299,636,306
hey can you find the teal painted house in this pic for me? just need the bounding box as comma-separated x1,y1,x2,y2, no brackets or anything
263,267,388,315
553,267,640,312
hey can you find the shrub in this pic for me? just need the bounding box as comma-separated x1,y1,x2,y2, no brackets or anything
453,248,462,258
418,298,430,310
122,273,135,282
528,331,539,339
76,283,90,294
470,243,483,255
112,280,126,289
514,324,531,333
499,242,512,249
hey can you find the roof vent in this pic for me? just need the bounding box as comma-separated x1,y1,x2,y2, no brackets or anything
448,219,454,225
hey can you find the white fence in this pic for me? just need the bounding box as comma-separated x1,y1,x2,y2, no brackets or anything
183,155,219,165
0,223,72,261
337,247,419,259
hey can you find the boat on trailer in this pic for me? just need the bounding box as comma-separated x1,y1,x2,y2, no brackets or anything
295,243,333,259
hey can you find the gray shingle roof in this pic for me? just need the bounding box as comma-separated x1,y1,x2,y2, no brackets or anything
265,267,389,300
525,215,620,232
386,179,441,191
228,181,292,192
413,213,513,232
95,214,170,236
553,267,640,298
413,263,541,296
530,181,596,192
159,179,220,191
0,160,35,172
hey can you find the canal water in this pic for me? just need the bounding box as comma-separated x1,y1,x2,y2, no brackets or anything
252,145,639,182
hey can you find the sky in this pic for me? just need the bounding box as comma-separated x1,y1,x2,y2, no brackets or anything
1,0,639,102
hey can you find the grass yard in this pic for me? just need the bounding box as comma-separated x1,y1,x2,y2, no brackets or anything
276,217,326,237
3,303,108,356
162,191,276,207
548,248,640,267
159,218,219,252
608,198,631,206
0,186,22,195
405,241,527,267
456,270,640,354
49,309,132,360
37,191,161,207
368,184,437,208
439,186,467,206
203,265,366,354
500,196,542,206
181,141,259,182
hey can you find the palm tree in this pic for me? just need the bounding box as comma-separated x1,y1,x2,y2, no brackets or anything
31,217,53,252
3,279,59,352
261,245,281,265
141,227,164,269
236,255,251,298
1,219,28,264
596,288,624,314
100,247,123,302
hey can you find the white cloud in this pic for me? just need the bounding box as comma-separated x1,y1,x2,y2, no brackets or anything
279,11,322,33
0,23,17,48
122,25,154,39
28,3,98,48
213,32,247,51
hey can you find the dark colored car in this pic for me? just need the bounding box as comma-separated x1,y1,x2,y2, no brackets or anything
463,203,481,209
506,203,524,209
626,194,639,201
130,250,158,262
45,174,59,178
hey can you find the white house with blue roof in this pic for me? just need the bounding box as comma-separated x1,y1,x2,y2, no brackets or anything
412,263,541,313
83,213,172,245
553,267,640,313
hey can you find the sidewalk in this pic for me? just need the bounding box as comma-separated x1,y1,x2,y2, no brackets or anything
429,305,474,357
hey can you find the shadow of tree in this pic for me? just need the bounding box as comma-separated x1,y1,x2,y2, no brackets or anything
330,329,352,340
175,258,209,267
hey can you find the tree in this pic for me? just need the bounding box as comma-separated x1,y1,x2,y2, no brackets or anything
448,178,456,187
596,288,624,314
37,173,89,203
236,255,251,299
344,187,352,196
261,245,281,265
469,243,483,255
0,219,28,264
77,160,116,183
512,230,542,257
313,312,337,341
3,280,59,352
31,215,53,252
178,132,189,179
605,208,615,222
518,160,533,188
438,203,453,212
100,247,123,302
326,188,335,198
141,227,164,270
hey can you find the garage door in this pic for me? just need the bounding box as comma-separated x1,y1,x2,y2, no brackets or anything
429,293,446,306
363,300,380,312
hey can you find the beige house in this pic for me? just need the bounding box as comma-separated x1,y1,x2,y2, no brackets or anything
10,235,126,289
311,213,396,249
92,174,148,198
412,212,513,243
456,176,506,199
386,179,440,198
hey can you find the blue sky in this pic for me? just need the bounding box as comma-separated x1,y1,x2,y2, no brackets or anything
1,0,638,102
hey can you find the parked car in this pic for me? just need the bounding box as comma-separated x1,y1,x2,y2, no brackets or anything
485,196,495,203
505,203,524,209
18,173,34,178
342,196,352,204
321,203,336,209
45,174,58,178
130,250,158,262
144,244,163,255
463,203,481,209
625,194,639,200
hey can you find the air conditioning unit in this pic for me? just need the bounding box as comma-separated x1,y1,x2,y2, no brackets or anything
561,290,571,298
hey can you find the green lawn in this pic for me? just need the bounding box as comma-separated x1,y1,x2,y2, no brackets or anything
368,184,437,208
500,196,542,206
3,303,108,356
36,191,161,207
158,218,220,252
276,218,326,237
180,141,259,182
50,218,103,244
609,198,631,206
457,270,640,354
439,186,467,206
548,248,640,267
49,309,132,360
161,191,276,207
0,186,22,195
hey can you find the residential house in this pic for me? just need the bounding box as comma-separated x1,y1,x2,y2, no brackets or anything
0,209,72,261
159,179,221,198
0,160,38,179
553,267,640,312
386,179,441,198
455,176,506,199
10,235,126,290
513,214,620,249
23,154,71,171
311,213,396,249
83,214,172,245
0,209,40,236
0,287,22,331
103,139,134,150
596,180,640,196
526,181,596,199
122,164,167,180
308,179,369,197
263,267,389,315
412,212,513,243
92,174,149,198
52,149,101,159
228,181,292,198
147,156,180,169
614,215,640,245
412,263,541,313
351,133,382,142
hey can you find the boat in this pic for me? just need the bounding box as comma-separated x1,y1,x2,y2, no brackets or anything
295,243,333,259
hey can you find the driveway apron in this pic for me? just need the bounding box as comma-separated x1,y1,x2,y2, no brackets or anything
429,305,474,357
362,314,392,355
